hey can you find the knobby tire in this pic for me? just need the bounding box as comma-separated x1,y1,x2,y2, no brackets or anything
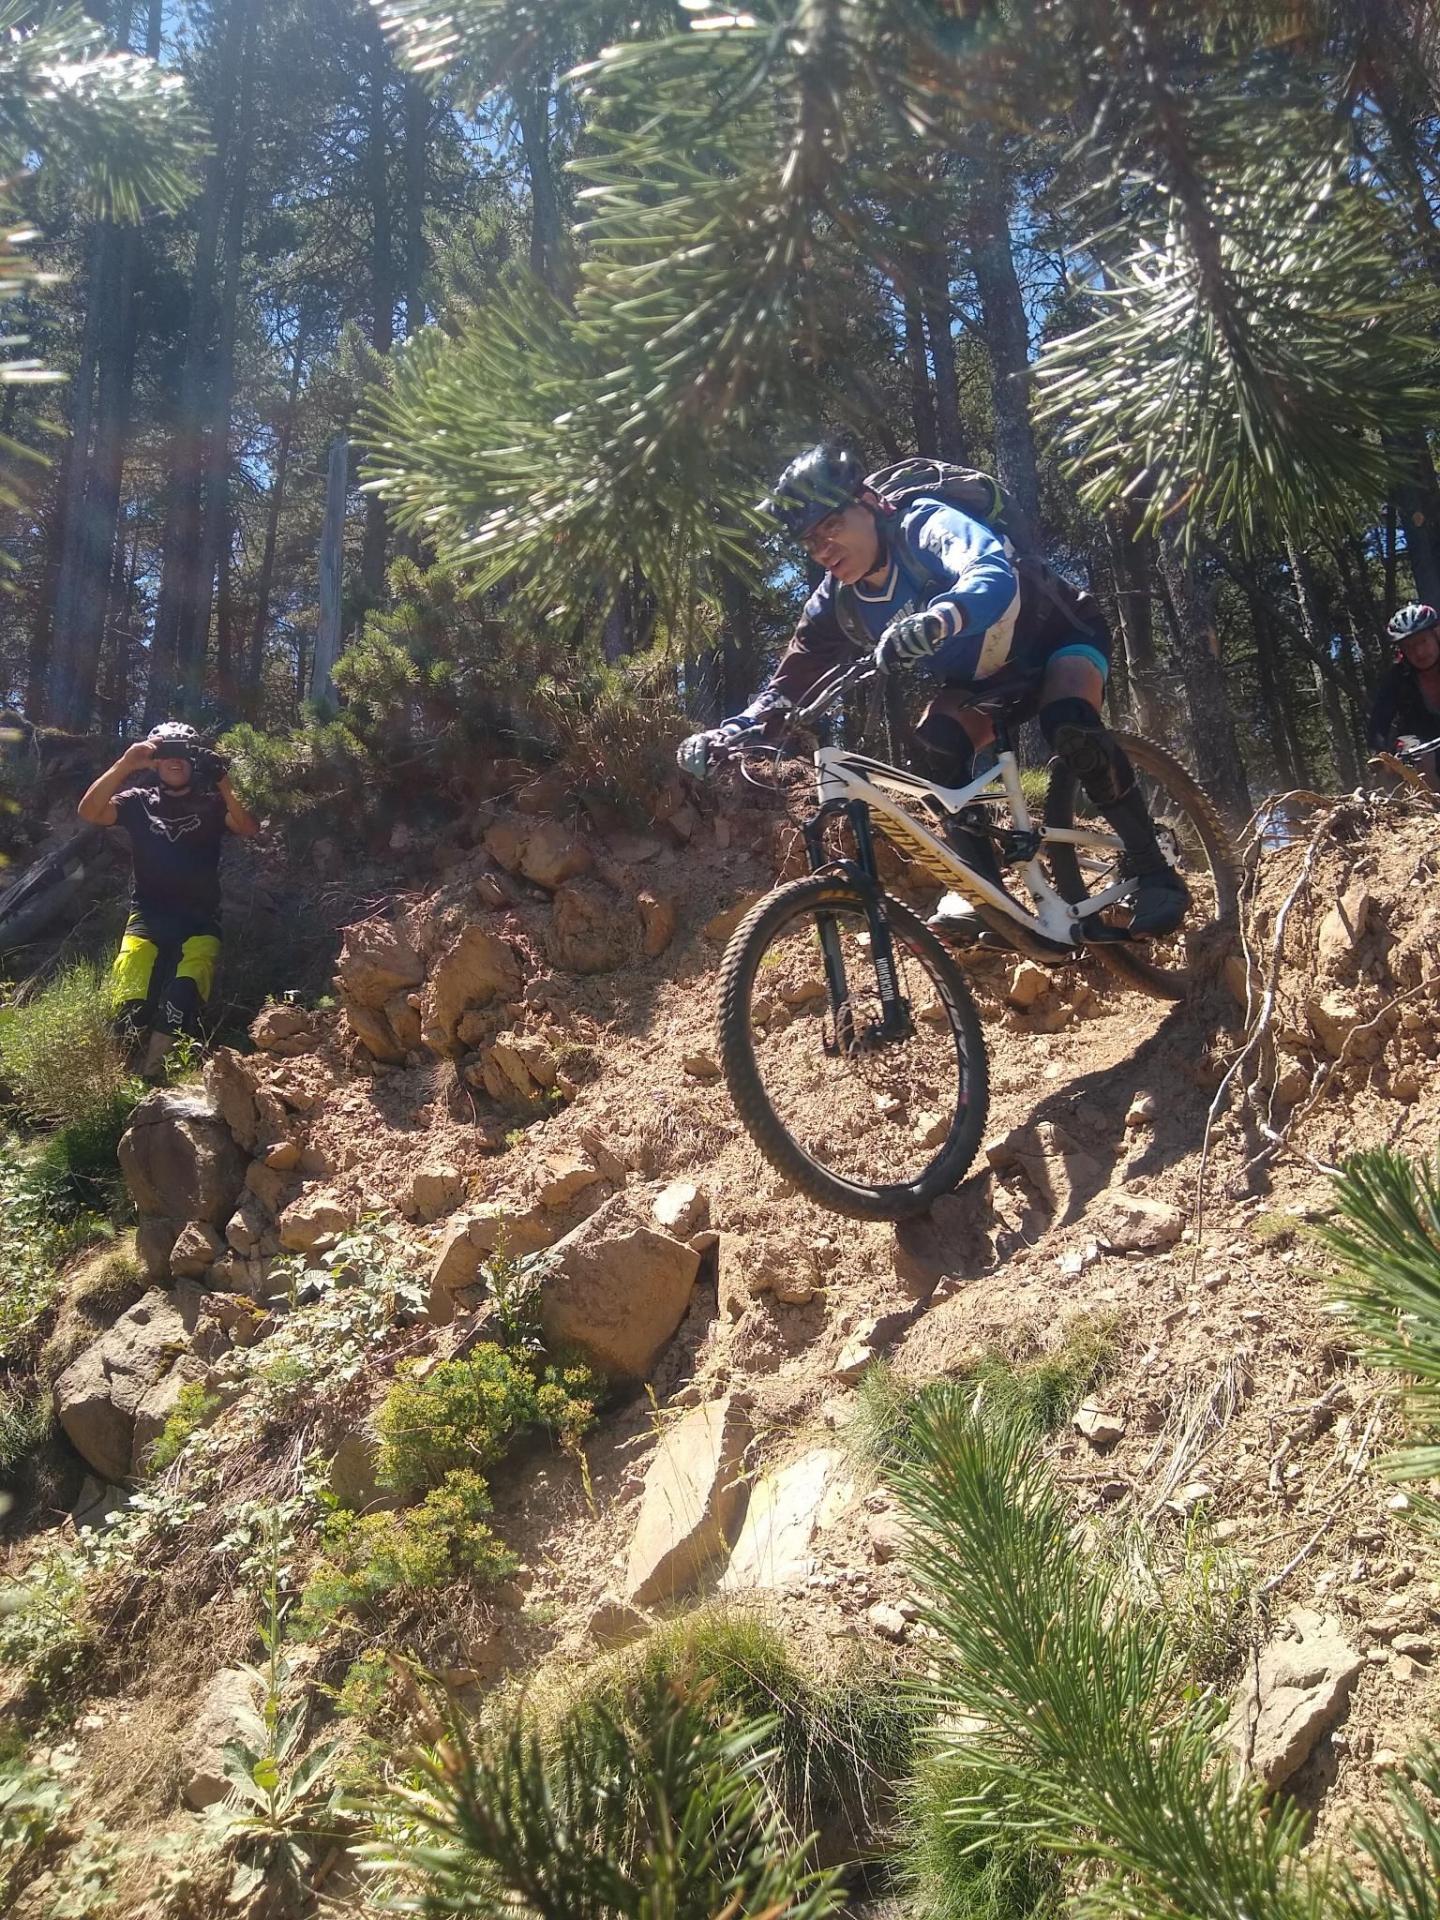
718,874,990,1220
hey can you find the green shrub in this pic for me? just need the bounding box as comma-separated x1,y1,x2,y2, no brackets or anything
376,1345,596,1494
144,1382,222,1474
367,1663,843,1919
300,1470,516,1624
855,1320,1118,1470
0,1385,48,1477
0,1148,123,1363
0,964,133,1130
904,1758,1060,1920
562,1610,916,1842
0,1548,95,1691
23,1091,136,1224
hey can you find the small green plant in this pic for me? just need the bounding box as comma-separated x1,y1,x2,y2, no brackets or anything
855,1319,1117,1469
559,1609,915,1844
145,1381,222,1473
0,963,135,1130
1325,1144,1440,1526
300,1470,516,1626
0,1548,95,1692
334,1650,394,1722
207,1510,346,1903
0,1384,48,1477
375,1343,597,1495
903,1757,1060,1920
1121,1511,1257,1690
1248,1209,1298,1250
0,1754,73,1907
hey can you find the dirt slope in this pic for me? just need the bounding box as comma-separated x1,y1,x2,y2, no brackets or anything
6,771,1440,1906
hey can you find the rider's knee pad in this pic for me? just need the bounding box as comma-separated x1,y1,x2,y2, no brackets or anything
912,708,975,788
1039,697,1132,809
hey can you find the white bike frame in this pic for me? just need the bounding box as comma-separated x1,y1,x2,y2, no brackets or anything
813,742,1132,949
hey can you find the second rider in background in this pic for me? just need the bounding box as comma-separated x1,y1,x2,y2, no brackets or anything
1369,603,1440,791
678,446,1189,942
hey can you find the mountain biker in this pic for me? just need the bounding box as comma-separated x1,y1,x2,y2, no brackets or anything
77,722,259,1077
678,446,1190,941
1369,603,1440,789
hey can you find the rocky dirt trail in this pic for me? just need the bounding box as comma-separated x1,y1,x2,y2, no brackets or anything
8,766,1440,1901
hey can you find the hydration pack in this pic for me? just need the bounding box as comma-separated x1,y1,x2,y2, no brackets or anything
833,455,1088,655
863,457,1018,546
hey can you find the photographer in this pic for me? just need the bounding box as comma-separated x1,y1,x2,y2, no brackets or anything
77,722,259,1076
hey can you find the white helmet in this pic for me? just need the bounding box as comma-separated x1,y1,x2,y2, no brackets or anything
1387,603,1439,644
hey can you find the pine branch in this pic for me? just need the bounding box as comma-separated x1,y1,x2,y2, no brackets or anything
368,1666,845,1917
0,0,204,221
890,1393,1333,1920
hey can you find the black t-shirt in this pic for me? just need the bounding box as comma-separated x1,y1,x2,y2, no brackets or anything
1368,662,1440,750
114,781,229,923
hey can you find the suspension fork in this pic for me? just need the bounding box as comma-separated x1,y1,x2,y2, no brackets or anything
803,801,910,1046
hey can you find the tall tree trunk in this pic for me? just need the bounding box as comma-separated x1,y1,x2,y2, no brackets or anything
1385,430,1440,605
360,17,395,603
1246,593,1311,790
311,438,349,712
148,0,251,722
404,79,427,334
1104,510,1170,739
1384,497,1398,613
1158,540,1251,823
919,237,965,463
902,288,937,457
189,1,258,711
965,149,1040,548
513,70,565,294
45,223,111,721
1286,539,1359,790
246,326,306,711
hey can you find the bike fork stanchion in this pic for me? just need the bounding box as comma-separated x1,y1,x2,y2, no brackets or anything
848,806,910,1041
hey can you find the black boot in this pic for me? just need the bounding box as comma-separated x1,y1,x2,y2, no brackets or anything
928,811,1008,945
1100,785,1191,937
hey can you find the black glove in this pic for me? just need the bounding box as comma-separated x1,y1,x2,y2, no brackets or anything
873,608,949,674
191,747,229,788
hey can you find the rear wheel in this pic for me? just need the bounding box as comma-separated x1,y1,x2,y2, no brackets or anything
718,875,989,1219
1043,732,1239,1001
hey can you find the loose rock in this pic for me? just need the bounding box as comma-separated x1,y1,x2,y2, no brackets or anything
625,1396,751,1603
1226,1609,1362,1789
652,1182,709,1237
538,1195,700,1379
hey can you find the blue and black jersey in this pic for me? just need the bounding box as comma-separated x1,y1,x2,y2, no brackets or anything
740,497,1107,725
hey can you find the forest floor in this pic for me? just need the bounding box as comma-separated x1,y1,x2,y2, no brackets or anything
3,764,1439,1914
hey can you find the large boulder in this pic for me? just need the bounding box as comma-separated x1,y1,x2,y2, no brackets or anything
423,927,523,1053
250,1003,322,1055
720,1447,852,1593
519,821,593,891
118,1090,247,1280
344,999,408,1064
625,1396,751,1604
335,918,424,1009
277,1188,354,1254
538,1195,700,1379
203,1049,262,1151
53,1289,194,1481
546,882,634,976
1226,1609,1362,1789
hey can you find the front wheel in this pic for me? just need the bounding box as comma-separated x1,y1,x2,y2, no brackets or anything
1044,732,1240,1001
718,875,990,1220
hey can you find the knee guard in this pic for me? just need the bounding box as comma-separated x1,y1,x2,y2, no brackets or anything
1039,696,1133,809
912,708,975,789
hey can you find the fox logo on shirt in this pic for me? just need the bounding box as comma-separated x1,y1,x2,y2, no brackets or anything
149,811,203,844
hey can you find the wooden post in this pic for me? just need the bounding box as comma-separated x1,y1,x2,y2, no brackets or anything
310,437,348,712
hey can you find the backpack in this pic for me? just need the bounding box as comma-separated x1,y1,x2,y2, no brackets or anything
864,457,1018,545
833,454,1086,655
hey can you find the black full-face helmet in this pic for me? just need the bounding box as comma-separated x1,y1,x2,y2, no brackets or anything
147,721,201,764
759,445,867,541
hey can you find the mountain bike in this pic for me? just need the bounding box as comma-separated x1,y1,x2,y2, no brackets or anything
715,658,1239,1220
1372,734,1440,800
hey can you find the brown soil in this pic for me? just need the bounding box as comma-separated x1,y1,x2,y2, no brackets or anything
7,776,1440,1909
